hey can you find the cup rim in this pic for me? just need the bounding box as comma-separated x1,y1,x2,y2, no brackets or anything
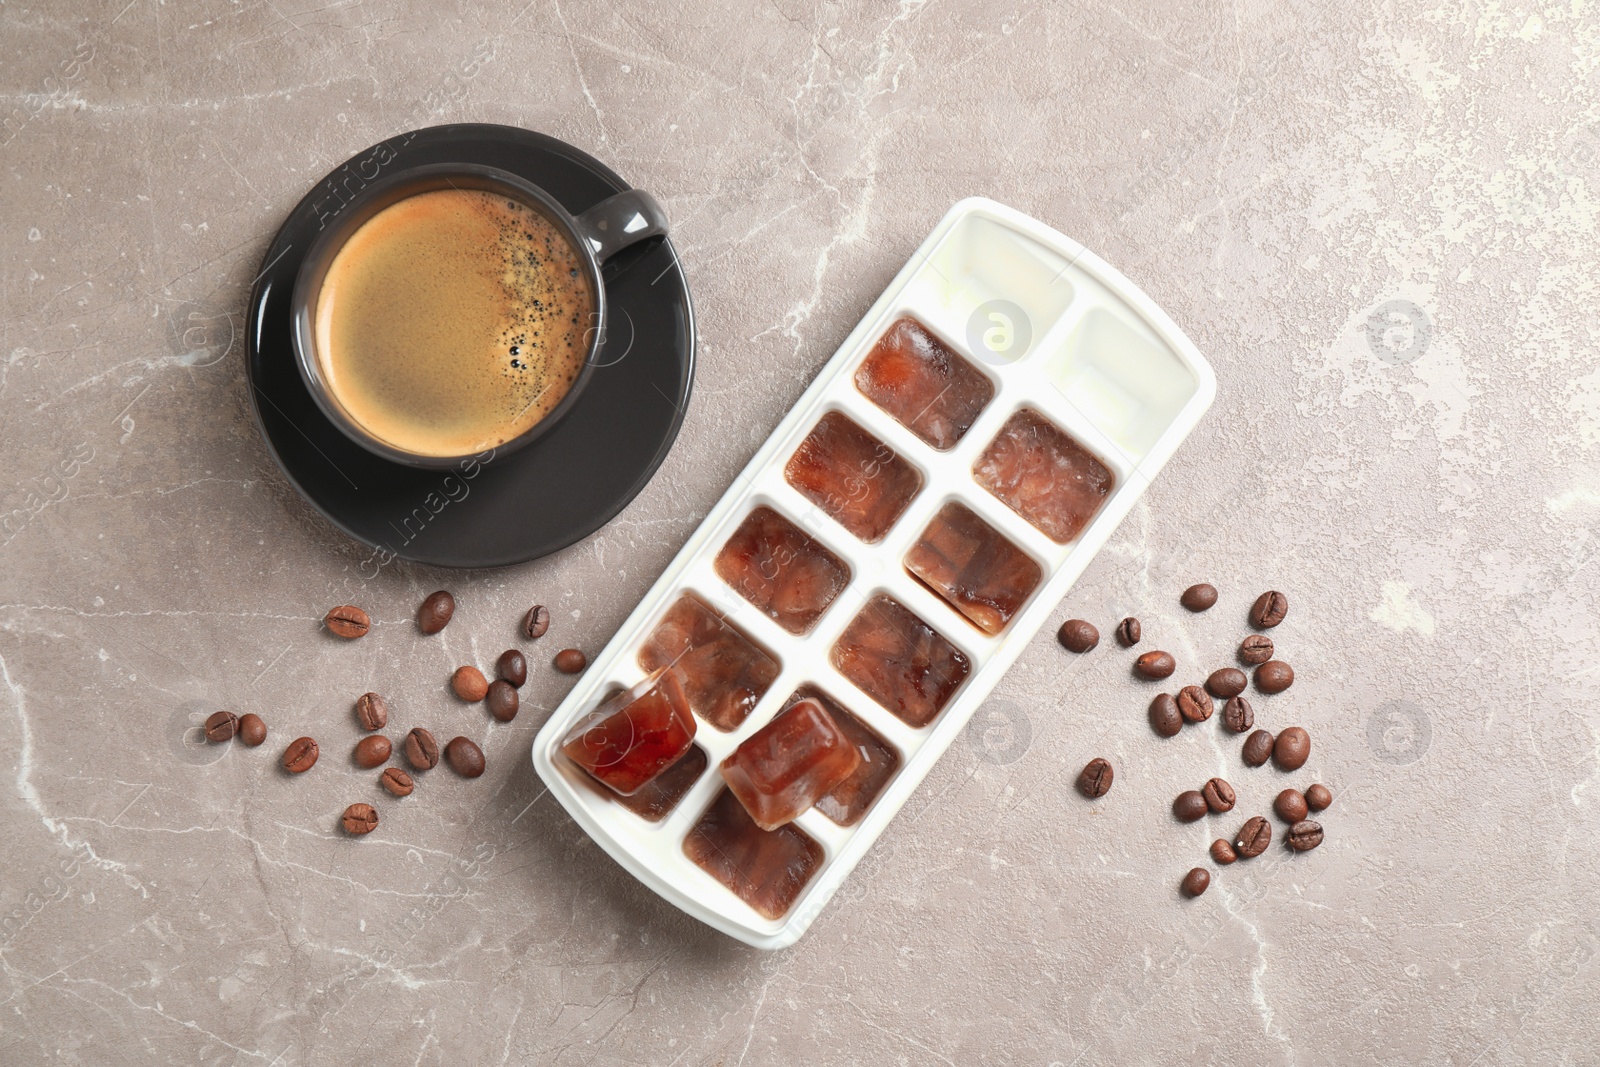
289,162,607,469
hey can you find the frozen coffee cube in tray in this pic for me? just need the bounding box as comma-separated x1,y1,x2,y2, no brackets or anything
560,668,696,796
784,686,900,827
714,506,850,635
720,698,862,831
974,407,1115,543
684,788,825,921
610,744,707,822
638,594,779,731
831,594,971,727
854,317,994,450
905,501,1043,635
784,410,922,543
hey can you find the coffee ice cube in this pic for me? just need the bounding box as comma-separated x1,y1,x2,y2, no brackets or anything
905,501,1043,635
784,411,922,543
784,686,899,827
830,594,971,727
560,667,696,796
720,698,862,831
973,407,1114,543
854,317,994,450
638,594,779,731
612,744,707,822
684,788,825,921
714,506,850,635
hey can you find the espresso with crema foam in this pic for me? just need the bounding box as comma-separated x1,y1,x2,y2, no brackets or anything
314,188,595,457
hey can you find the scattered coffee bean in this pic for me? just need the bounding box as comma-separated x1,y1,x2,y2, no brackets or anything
1273,727,1310,771
1116,617,1141,647
1180,583,1218,612
1149,693,1183,738
1287,820,1324,851
522,604,551,640
487,680,519,723
1249,590,1288,629
1173,790,1208,822
1234,816,1272,858
1242,729,1275,767
554,648,588,674
496,649,528,687
341,803,378,835
1254,659,1294,694
451,665,489,702
1057,619,1099,653
354,692,388,731
1222,695,1254,733
1239,635,1274,666
324,605,370,639
1274,788,1309,822
380,767,414,797
445,736,486,778
1135,650,1175,679
203,710,239,743
1210,838,1237,865
237,713,267,747
353,735,392,769
283,736,319,773
404,728,439,771
1305,783,1333,811
1176,685,1212,723
417,590,456,634
1203,777,1236,813
1181,867,1210,897
1076,757,1114,798
1206,667,1247,699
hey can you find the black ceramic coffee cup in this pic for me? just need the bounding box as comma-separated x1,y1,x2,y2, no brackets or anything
289,162,667,468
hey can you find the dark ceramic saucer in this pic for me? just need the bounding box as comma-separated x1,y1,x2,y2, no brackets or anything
245,123,694,569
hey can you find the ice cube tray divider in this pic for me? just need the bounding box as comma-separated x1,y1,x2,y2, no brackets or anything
533,197,1215,949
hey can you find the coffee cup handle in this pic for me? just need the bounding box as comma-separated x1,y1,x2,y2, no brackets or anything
573,189,669,264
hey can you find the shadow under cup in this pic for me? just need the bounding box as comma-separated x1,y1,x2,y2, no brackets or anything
290,163,668,469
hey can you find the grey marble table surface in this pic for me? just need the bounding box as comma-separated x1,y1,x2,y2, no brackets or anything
3,1,1597,1063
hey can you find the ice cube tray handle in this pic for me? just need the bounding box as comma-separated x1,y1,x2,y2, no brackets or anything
574,189,669,263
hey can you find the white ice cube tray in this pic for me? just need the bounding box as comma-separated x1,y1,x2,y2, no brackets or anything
532,198,1216,949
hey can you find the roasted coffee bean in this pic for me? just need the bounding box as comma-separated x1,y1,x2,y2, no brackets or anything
1234,815,1272,858
1222,695,1254,733
418,590,456,634
1076,757,1114,798
1239,635,1274,666
1287,820,1324,851
353,735,392,769
1242,729,1275,767
496,649,528,687
486,680,519,723
1203,777,1236,813
1273,726,1310,770
354,692,388,731
1210,838,1237,865
1254,659,1294,694
324,605,370,639
380,767,414,797
451,665,489,702
1134,650,1175,679
404,728,439,771
1180,583,1218,612
237,713,267,747
1250,590,1288,629
1206,667,1247,699
1149,693,1183,738
283,736,319,773
1057,619,1099,653
1116,617,1142,647
1177,685,1212,723
1173,790,1209,822
341,803,378,835
1305,783,1333,811
1181,867,1210,897
554,648,588,674
1275,788,1309,822
445,736,486,778
522,604,551,640
204,710,239,743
